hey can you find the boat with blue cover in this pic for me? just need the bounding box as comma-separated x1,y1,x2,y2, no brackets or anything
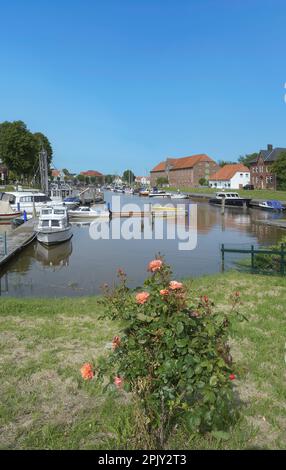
258,200,284,211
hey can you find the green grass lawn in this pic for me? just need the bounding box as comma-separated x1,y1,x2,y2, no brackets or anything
168,186,286,201
0,272,286,449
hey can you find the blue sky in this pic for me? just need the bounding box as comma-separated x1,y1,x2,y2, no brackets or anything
0,0,286,175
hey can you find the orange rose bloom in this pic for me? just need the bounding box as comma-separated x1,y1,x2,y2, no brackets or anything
114,376,123,389
80,363,94,380
136,291,150,304
148,259,163,272
112,336,121,350
169,280,183,290
160,289,169,296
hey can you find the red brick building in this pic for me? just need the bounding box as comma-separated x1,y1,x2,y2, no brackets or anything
150,154,219,187
249,144,286,190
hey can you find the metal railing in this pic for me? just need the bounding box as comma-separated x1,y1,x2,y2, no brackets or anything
221,243,286,275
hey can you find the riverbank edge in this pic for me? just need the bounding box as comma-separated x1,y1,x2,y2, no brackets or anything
0,270,285,450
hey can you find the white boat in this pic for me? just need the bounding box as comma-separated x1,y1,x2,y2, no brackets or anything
149,190,172,198
37,206,72,246
258,200,284,211
209,192,251,207
124,188,134,195
139,189,150,196
0,200,21,223
0,191,62,214
170,192,189,200
69,205,110,219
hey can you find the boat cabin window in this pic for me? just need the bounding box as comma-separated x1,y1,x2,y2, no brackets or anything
41,220,49,227
81,208,90,212
41,209,52,215
54,209,66,215
51,220,60,227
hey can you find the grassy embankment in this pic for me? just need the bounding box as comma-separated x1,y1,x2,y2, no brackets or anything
0,272,286,450
168,186,286,201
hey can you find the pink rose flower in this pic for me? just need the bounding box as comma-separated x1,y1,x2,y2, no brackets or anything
136,292,150,304
80,363,94,380
169,281,183,291
160,289,169,297
148,259,163,272
114,376,123,389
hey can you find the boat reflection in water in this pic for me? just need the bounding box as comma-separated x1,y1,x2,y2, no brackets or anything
34,239,73,270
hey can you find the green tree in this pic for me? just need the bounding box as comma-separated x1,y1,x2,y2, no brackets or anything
123,169,135,183
238,153,258,167
105,174,115,184
218,160,237,167
156,176,168,187
34,132,53,166
199,177,208,186
271,152,286,190
0,121,39,180
76,174,85,183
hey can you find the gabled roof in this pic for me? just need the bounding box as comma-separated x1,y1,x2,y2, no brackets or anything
250,147,286,164
151,154,215,172
264,147,286,162
51,170,61,177
80,170,103,177
210,164,250,181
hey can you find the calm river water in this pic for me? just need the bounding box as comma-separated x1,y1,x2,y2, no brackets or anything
0,192,284,297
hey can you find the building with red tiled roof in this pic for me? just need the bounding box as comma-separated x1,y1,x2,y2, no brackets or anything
80,170,103,177
209,164,250,189
150,154,219,187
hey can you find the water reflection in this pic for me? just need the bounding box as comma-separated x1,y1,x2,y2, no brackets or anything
0,194,285,297
34,240,73,269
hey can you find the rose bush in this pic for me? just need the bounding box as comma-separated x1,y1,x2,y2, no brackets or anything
83,257,245,448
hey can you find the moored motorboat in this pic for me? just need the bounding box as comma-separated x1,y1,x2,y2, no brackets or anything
69,205,110,218
170,192,189,200
37,206,72,245
139,188,150,196
0,200,21,223
148,190,172,198
209,192,251,207
258,200,284,211
63,196,81,207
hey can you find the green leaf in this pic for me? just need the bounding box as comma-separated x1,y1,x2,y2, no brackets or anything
209,375,218,387
176,322,184,335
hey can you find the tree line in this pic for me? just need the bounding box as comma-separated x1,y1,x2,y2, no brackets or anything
0,120,53,182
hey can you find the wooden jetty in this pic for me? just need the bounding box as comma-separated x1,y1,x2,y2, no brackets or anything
0,219,37,267
111,210,188,218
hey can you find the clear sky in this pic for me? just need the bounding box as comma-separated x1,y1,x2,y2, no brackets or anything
0,0,286,175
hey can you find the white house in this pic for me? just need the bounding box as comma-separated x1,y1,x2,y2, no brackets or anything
113,176,123,185
135,176,150,186
209,164,250,189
